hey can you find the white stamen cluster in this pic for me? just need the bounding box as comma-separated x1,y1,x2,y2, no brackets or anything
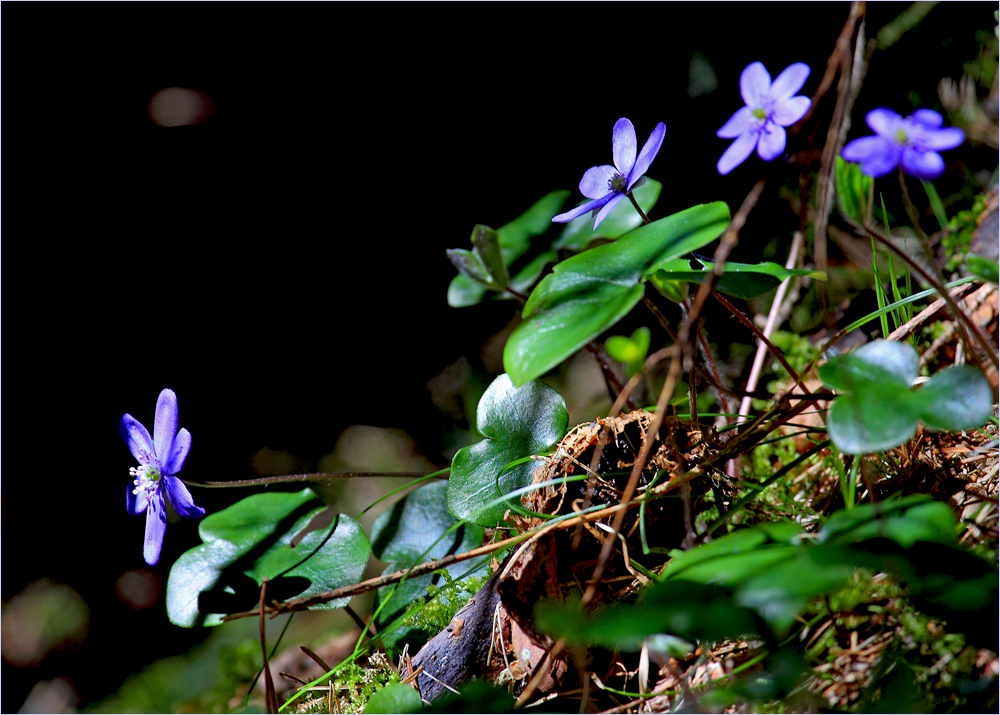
130,464,161,496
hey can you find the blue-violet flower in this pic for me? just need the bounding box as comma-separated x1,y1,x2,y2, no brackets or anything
552,117,666,231
119,388,204,565
841,108,964,180
716,61,811,175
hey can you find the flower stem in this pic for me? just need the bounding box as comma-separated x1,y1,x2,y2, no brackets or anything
626,191,650,224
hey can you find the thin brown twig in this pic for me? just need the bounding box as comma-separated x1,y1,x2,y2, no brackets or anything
579,179,767,609
857,222,999,369
185,472,438,488
259,578,278,714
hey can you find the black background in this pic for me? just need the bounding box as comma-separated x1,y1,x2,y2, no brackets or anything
4,3,991,711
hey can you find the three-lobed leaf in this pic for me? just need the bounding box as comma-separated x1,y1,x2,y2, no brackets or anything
166,489,369,627
447,374,567,527
370,481,487,637
819,340,994,455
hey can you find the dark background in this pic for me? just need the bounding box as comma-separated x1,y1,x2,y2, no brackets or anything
4,3,993,711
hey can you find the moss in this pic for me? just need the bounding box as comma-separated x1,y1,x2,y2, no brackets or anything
293,652,400,715
942,193,986,271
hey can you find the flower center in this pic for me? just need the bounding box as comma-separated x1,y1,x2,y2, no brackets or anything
752,107,768,121
131,463,162,497
893,127,910,145
607,173,627,194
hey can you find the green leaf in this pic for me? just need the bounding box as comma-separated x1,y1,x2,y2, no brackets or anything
445,226,507,292
966,254,999,285
651,258,826,300
422,682,517,713
166,489,370,627
817,495,957,547
819,340,994,455
371,482,486,629
363,682,423,714
553,178,663,252
447,191,570,308
504,202,730,385
606,327,651,379
447,374,568,527
835,156,873,225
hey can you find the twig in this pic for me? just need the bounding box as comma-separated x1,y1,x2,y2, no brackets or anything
259,578,278,714
580,179,766,608
856,222,999,369
738,232,806,422
886,282,983,342
813,4,868,311
185,472,438,488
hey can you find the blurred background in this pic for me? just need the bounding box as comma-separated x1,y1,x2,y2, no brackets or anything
4,3,996,712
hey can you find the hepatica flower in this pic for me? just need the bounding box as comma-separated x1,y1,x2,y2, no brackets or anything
119,389,204,565
841,109,964,180
552,117,666,231
717,61,811,175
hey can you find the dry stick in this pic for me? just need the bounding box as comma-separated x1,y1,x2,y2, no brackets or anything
584,341,636,411
858,221,999,370
738,232,806,422
885,282,982,342
185,472,436,488
712,289,805,392
578,178,767,610
814,3,867,314
259,578,279,714
895,168,979,365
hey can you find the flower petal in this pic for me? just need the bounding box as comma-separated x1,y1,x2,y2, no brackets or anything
119,413,155,465
628,122,666,190
717,106,754,138
740,62,771,107
552,195,612,223
757,125,787,161
771,96,811,126
909,109,943,128
612,118,637,178
165,475,205,519
769,63,811,101
717,132,758,175
144,492,168,566
127,481,148,516
866,108,902,137
842,136,887,163
919,127,964,151
592,193,626,231
861,144,903,178
901,148,945,180
579,165,619,199
153,389,179,462
163,427,191,475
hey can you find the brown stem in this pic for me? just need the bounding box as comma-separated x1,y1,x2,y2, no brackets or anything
259,578,278,714
626,191,651,224
185,472,438,488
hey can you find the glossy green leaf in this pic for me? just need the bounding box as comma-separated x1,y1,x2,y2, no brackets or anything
966,255,999,285
835,156,873,225
553,178,663,252
422,682,517,713
606,326,650,379
445,226,506,291
447,374,567,527
819,340,994,455
651,258,826,300
504,202,730,385
363,682,423,714
166,489,369,627
447,191,570,308
371,482,487,630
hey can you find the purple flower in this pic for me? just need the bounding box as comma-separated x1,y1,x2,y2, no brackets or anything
119,389,204,565
716,62,811,175
841,109,964,180
552,118,666,230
